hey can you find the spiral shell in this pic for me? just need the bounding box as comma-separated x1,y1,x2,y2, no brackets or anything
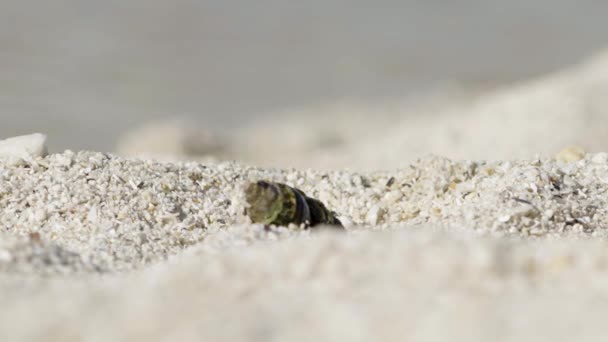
244,181,342,228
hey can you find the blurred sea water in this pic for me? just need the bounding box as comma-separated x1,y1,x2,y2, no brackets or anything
1,0,608,151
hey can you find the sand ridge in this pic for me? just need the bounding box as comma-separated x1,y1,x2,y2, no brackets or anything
1,150,608,276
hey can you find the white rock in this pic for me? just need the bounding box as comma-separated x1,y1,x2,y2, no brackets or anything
592,152,608,164
365,205,383,225
34,208,48,222
55,153,73,168
382,190,403,205
497,215,511,223
0,133,48,161
338,216,354,229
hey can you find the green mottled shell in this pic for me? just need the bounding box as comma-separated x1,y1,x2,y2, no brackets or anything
244,181,342,228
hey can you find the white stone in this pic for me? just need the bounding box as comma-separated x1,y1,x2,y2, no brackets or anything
365,205,383,225
87,206,98,223
55,153,73,168
339,216,354,229
0,133,48,161
382,190,403,204
497,215,511,223
34,209,48,222
592,153,608,164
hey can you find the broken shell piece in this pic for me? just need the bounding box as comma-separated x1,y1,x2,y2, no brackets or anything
244,181,343,228
0,133,48,161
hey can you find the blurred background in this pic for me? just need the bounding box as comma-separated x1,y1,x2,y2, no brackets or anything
1,1,608,160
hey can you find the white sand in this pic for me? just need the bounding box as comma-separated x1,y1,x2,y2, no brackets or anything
5,53,608,341
2,149,608,341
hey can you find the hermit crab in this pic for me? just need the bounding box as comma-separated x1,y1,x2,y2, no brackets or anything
244,180,343,228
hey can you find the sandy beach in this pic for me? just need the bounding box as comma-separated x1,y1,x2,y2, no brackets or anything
1,51,608,340
4,1,608,338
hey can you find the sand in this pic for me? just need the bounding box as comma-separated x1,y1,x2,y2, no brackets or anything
5,52,608,341
118,50,608,170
